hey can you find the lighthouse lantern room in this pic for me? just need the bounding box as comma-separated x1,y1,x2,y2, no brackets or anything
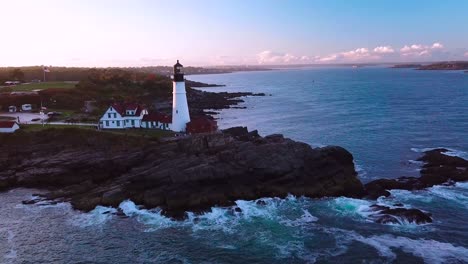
171,60,191,132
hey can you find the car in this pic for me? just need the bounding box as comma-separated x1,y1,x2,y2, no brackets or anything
47,111,62,116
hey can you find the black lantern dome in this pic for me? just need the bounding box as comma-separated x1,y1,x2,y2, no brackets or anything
173,60,184,82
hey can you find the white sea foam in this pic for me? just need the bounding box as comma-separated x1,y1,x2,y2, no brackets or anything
274,240,317,263
186,207,237,233
330,196,436,228
119,200,175,230
411,147,468,160
351,234,468,263
1,230,17,262
187,195,318,233
428,185,468,208
455,181,468,189
330,197,374,219
71,206,117,227
388,189,434,203
354,162,368,178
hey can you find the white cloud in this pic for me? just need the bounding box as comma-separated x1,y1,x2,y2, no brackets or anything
316,47,383,63
317,54,339,62
465,52,468,58
374,46,395,54
432,42,444,49
400,42,444,57
256,50,311,64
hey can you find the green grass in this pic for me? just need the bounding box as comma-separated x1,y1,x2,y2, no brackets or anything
21,124,95,132
0,116,16,121
10,81,78,91
21,124,173,139
104,128,174,138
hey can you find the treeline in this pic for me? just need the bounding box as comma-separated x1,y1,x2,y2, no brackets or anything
0,66,90,82
0,65,244,83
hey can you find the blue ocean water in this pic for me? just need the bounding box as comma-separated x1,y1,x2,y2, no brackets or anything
1,67,467,263
190,67,468,182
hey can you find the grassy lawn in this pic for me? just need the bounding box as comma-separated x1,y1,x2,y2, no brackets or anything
45,109,76,120
0,116,16,121
10,81,78,91
21,124,174,139
105,128,174,138
21,124,96,132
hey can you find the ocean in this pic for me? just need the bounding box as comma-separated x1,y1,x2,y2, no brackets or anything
1,67,467,263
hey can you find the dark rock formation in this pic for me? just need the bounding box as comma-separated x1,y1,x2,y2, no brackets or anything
391,64,422,69
417,61,468,71
0,127,364,218
369,204,432,225
364,148,468,199
186,87,265,116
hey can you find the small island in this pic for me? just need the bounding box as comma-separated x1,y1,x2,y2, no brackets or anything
391,64,422,68
417,61,468,70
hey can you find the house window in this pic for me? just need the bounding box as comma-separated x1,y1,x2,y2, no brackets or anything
131,120,135,126
108,113,111,118
117,121,120,126
126,120,129,123
112,121,115,123
105,121,109,126
114,113,117,118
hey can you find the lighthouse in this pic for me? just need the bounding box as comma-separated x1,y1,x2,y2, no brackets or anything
171,60,190,132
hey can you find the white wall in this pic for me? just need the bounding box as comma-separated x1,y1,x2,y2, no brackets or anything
141,121,172,130
100,106,147,129
172,81,190,132
100,106,125,129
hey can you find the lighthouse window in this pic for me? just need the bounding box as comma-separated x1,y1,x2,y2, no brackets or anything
176,110,178,114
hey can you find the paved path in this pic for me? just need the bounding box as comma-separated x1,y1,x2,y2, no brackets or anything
0,112,98,127
0,112,45,124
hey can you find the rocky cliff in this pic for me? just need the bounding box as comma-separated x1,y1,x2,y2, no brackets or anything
0,127,364,218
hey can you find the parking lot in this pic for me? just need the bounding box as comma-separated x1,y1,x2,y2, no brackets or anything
0,112,47,124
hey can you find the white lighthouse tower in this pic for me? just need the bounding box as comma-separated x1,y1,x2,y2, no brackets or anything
171,60,190,132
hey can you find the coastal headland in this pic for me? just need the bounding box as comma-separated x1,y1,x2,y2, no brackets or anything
1,127,466,224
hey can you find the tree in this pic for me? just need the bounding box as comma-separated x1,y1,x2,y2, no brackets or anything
9,68,25,81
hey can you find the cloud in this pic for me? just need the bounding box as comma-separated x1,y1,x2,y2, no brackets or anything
256,50,312,64
464,52,468,58
432,42,444,49
400,42,444,57
316,47,383,62
373,46,395,54
256,42,453,65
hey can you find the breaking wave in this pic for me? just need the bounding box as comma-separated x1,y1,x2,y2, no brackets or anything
70,206,117,228
350,233,468,263
411,147,468,160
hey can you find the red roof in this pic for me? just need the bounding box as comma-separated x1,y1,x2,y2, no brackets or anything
142,113,172,123
0,121,18,128
110,103,144,117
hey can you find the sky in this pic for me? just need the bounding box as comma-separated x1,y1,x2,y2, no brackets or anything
0,0,467,67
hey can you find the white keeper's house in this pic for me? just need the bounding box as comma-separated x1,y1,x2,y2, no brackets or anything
99,103,148,129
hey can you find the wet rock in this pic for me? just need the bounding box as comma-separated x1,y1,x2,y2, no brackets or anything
364,149,468,198
22,199,38,205
369,204,432,225
375,214,400,225
0,127,364,218
256,200,267,206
